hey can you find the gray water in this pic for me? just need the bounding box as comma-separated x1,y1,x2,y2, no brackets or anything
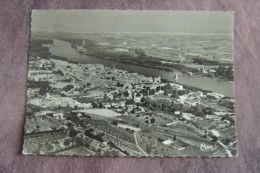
49,39,234,97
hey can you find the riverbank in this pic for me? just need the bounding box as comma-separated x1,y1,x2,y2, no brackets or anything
68,39,234,82
50,52,233,98
49,53,212,94
161,79,213,94
47,39,234,97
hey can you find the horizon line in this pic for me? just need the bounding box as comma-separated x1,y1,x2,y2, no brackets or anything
32,30,232,36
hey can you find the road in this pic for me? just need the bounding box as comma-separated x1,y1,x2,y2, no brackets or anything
134,131,149,157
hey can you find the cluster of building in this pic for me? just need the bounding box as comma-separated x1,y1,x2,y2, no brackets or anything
28,54,234,119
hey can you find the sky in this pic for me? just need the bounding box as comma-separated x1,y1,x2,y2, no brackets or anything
31,10,233,34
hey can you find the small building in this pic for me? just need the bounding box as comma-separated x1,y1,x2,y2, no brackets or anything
157,90,164,94
182,114,191,121
206,115,219,120
177,147,186,151
182,113,194,121
103,103,111,109
208,129,220,138
209,69,216,73
100,142,108,148
153,76,161,83
207,93,224,100
169,83,184,90
165,122,177,127
162,139,174,146
174,111,181,116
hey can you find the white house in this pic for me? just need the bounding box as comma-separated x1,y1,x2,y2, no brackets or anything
162,139,174,146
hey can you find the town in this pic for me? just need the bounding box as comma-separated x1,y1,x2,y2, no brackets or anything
23,40,237,157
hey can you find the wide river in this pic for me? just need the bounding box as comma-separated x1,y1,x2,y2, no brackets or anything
49,39,234,97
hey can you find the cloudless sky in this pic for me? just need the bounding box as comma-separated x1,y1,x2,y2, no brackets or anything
31,10,233,34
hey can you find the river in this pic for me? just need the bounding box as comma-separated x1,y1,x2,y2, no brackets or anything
49,39,234,97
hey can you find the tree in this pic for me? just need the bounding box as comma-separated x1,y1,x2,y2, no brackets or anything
216,66,226,77
123,91,129,97
85,128,94,134
140,96,146,103
226,66,233,80
116,81,123,87
156,86,161,92
125,100,134,105
111,120,118,126
203,107,214,115
39,87,48,96
157,138,164,142
133,48,146,56
63,85,74,92
149,89,155,95
172,89,179,98
196,110,205,117
45,143,54,151
54,70,63,76
91,101,99,108
146,146,152,154
97,100,103,108
75,137,84,146
69,129,78,137
63,139,71,146
103,150,120,156
67,122,73,128
38,83,50,96
164,83,172,91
